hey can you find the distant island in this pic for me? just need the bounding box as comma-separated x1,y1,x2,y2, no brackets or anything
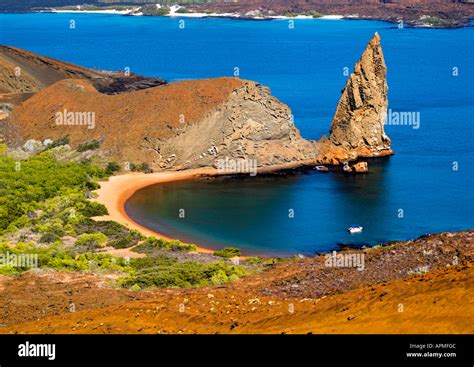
2,0,474,28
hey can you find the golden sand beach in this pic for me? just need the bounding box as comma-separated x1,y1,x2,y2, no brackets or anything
92,168,220,254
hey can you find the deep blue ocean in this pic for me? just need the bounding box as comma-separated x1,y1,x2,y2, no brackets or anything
1,14,473,255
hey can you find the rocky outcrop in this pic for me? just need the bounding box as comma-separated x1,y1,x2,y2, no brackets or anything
329,33,392,157
352,161,369,173
8,76,317,172
147,81,317,171
5,34,394,173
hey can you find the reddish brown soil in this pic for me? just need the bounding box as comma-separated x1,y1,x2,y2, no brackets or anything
0,271,157,327
1,231,473,334
0,45,165,96
10,77,243,162
1,264,472,334
0,46,104,94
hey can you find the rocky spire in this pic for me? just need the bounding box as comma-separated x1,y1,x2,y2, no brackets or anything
329,32,392,154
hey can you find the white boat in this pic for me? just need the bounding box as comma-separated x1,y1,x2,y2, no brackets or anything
348,225,363,234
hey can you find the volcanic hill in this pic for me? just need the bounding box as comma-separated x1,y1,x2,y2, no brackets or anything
3,33,393,173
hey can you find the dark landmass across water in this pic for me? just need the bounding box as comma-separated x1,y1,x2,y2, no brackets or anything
1,0,474,28
194,0,474,28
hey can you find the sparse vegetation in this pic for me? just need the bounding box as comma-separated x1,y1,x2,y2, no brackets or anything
0,241,132,275
244,256,284,266
109,230,143,249
53,5,131,11
75,233,109,252
304,11,324,18
129,162,153,173
176,7,191,14
214,247,240,258
0,152,106,232
140,5,170,16
0,103,14,112
47,136,70,149
0,144,246,291
77,139,101,152
420,16,450,24
0,149,146,256
0,239,246,288
134,236,197,253
119,255,246,289
105,161,120,175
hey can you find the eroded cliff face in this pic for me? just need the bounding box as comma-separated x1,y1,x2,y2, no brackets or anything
146,81,317,171
329,32,392,156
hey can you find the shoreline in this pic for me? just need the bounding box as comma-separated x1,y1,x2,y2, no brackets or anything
49,8,343,20
92,162,316,256
93,168,220,255
91,159,387,257
37,9,473,28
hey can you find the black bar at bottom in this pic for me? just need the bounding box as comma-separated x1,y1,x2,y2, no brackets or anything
0,334,471,366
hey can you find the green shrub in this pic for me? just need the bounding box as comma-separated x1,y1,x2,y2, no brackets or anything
77,139,101,152
0,152,107,231
213,247,241,258
109,230,143,249
304,11,324,18
0,241,133,275
244,256,283,266
75,233,108,252
74,220,143,249
119,256,245,289
140,5,170,16
105,161,120,175
76,219,123,235
74,200,107,218
39,232,61,244
421,17,450,24
33,218,65,236
0,265,19,275
130,284,141,291
47,136,70,149
129,162,153,174
134,236,197,253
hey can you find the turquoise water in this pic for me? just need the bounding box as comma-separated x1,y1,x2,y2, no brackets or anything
1,14,473,255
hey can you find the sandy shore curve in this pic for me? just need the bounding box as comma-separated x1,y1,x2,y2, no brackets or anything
92,161,317,255
92,168,219,254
